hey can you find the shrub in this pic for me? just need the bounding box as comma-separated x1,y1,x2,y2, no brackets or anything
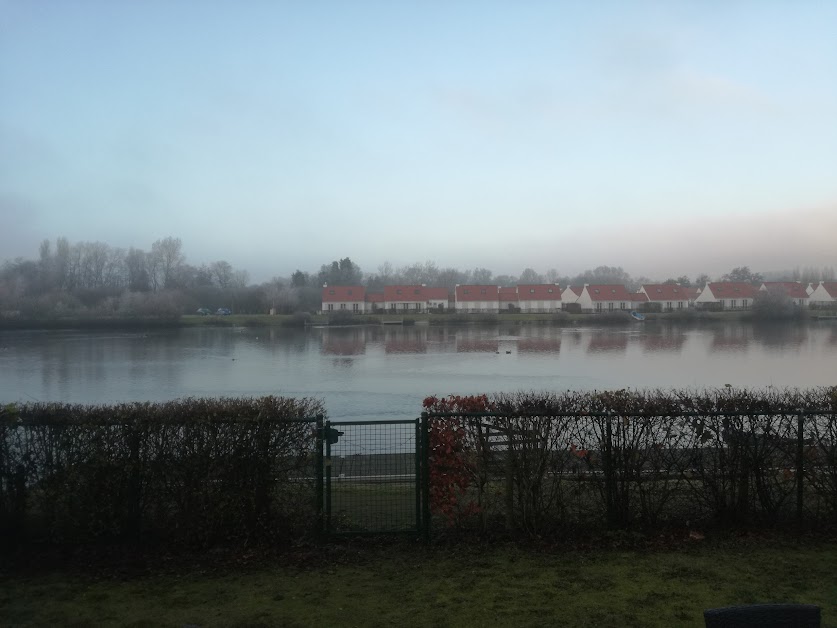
0,396,325,549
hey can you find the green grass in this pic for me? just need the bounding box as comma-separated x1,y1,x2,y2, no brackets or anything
3,541,837,627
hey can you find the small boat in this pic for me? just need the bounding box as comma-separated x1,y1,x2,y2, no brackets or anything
630,311,646,321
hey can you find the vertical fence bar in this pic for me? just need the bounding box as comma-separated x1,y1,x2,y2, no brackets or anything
797,409,805,523
421,412,431,541
414,419,421,533
604,411,615,528
315,415,324,537
325,419,332,534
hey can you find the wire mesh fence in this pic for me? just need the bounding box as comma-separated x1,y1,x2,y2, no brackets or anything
325,420,420,534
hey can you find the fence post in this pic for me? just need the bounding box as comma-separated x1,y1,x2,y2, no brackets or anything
315,415,324,537
797,409,805,523
420,412,430,541
324,419,332,534
604,412,615,528
505,422,515,532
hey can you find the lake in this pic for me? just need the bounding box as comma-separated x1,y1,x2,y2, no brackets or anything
1,321,835,420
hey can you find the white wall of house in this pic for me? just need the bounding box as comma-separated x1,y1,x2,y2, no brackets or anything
455,300,500,312
383,299,424,312
322,301,366,313
519,300,561,312
638,287,688,310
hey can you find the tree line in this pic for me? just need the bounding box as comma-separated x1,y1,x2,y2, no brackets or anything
1,238,834,318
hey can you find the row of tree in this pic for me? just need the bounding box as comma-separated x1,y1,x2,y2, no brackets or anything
1,238,835,318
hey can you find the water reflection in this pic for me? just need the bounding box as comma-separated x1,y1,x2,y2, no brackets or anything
2,322,835,416
587,333,629,354
710,324,752,353
640,328,687,353
321,328,366,356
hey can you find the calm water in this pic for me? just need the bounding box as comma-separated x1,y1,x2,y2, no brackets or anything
1,322,836,420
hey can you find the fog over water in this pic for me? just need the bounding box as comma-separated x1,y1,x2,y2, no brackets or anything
2,322,835,420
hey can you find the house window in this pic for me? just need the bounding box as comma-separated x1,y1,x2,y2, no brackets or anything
329,290,335,295
608,302,614,311
530,289,535,294
464,289,470,295
620,302,626,310
719,300,725,309
402,303,409,310
731,300,737,308
340,303,346,310
414,289,420,295
327,304,334,311
595,303,602,312
667,301,672,310
480,289,486,295
352,303,359,312
548,288,553,293
396,289,402,295
678,301,684,310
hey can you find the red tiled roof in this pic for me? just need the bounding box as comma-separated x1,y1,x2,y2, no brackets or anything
584,285,633,301
383,285,425,301
567,285,584,296
499,287,518,302
366,293,384,303
761,282,809,299
423,287,450,301
705,282,759,299
456,285,500,302
517,284,562,301
630,293,649,302
685,287,701,300
322,285,365,302
641,284,691,301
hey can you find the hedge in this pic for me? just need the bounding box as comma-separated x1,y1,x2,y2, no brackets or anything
0,396,324,549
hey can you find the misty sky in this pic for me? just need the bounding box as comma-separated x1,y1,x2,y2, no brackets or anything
2,1,836,282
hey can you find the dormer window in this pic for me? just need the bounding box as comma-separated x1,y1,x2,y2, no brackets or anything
464,289,470,295
480,289,486,295
396,289,402,295
548,288,553,293
529,289,535,294
414,289,420,295
329,290,335,295
347,289,352,296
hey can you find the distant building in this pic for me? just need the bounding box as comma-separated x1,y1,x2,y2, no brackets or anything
639,284,690,311
576,284,634,313
808,282,837,306
321,284,366,313
759,282,809,307
517,284,562,313
455,285,500,313
499,286,519,311
561,285,584,310
694,282,758,310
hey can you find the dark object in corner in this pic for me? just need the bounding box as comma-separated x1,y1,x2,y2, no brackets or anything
704,604,820,627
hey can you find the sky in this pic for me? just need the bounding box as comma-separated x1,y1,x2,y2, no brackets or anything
1,1,836,282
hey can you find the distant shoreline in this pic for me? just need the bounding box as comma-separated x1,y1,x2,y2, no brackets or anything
0,309,826,332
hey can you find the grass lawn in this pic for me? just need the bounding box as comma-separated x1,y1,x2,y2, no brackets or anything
2,540,836,627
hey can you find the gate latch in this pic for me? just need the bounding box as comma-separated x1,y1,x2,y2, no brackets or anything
326,427,344,445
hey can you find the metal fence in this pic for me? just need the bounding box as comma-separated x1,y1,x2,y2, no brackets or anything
420,409,837,535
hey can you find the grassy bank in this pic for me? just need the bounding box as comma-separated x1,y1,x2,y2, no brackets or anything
2,539,836,627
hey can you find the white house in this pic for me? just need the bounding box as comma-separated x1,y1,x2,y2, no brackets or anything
576,284,634,313
383,285,426,312
517,284,562,312
638,284,690,311
561,285,583,309
321,284,367,313
809,282,837,306
455,285,500,313
694,282,758,310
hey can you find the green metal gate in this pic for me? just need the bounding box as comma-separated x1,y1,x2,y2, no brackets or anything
321,419,426,535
